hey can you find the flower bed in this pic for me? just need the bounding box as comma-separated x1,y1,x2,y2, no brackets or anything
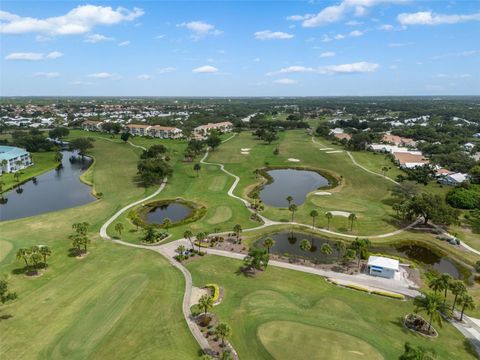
205,283,220,303
404,313,438,337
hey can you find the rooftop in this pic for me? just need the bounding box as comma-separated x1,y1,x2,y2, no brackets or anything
367,256,399,271
0,145,29,161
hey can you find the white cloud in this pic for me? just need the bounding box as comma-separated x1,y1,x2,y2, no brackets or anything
46,51,63,59
5,51,62,60
118,40,130,46
33,72,60,78
275,78,298,84
157,67,176,74
349,30,363,36
155,34,166,39
254,30,294,40
71,80,93,86
177,21,222,39
334,34,346,40
84,33,114,43
378,24,394,31
398,11,480,25
137,74,151,80
87,72,120,79
388,42,412,47
345,20,363,26
253,58,261,62
192,65,218,73
279,66,315,73
0,5,144,35
319,61,379,74
320,51,336,58
286,14,313,21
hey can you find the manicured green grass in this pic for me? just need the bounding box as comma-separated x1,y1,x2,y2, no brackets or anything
1,152,59,193
187,255,477,360
0,135,198,359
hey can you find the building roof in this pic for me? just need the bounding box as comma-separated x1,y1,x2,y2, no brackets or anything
334,133,352,140
196,121,233,130
126,124,151,129
393,152,429,166
447,173,468,183
383,134,415,145
367,256,399,271
83,120,102,125
149,125,181,131
0,145,29,161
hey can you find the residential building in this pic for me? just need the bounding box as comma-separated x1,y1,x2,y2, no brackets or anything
148,125,183,139
382,133,416,147
393,152,429,169
333,133,352,141
81,120,103,131
126,124,151,136
194,121,233,137
0,146,33,173
367,256,399,279
439,172,469,186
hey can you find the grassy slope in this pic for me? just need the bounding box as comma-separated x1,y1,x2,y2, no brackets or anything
0,134,198,359
187,256,477,360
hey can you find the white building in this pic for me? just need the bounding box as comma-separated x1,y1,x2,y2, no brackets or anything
194,121,233,137
439,172,469,186
0,146,33,173
147,125,183,139
367,256,399,279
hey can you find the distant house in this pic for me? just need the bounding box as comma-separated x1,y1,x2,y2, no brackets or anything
439,172,469,186
126,124,151,136
369,144,421,155
382,133,416,147
474,133,480,139
81,120,103,131
393,152,429,169
148,125,183,139
367,256,399,279
333,133,352,141
194,121,233,137
464,142,475,151
0,145,33,173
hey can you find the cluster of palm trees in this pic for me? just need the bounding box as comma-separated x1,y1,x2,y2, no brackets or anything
16,245,51,274
286,195,357,231
69,222,91,256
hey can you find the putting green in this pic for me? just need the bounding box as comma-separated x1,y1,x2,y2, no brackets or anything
258,321,384,360
207,205,233,224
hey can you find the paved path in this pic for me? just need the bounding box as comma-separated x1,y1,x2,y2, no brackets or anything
450,312,480,356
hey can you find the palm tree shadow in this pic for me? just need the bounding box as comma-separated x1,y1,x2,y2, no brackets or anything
389,317,409,334
68,247,81,257
0,314,13,321
235,266,254,278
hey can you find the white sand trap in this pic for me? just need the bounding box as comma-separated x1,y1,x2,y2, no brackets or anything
326,150,344,154
241,151,250,155
190,286,209,307
315,191,331,196
241,148,251,151
348,351,365,356
319,148,334,151
329,211,351,217
288,158,300,162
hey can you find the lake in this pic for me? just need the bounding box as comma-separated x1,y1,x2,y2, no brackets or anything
146,202,192,224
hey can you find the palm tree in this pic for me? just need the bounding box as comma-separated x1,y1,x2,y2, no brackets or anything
215,323,232,347
321,243,333,257
233,224,242,243
196,232,206,253
289,204,298,222
1,159,7,174
439,273,452,305
457,293,475,322
325,212,333,229
184,230,194,250
243,248,269,271
300,239,311,263
400,342,437,360
162,217,172,232
334,241,346,261
348,213,357,231
198,294,214,319
72,222,89,236
450,280,467,315
350,238,371,270
114,223,124,237
81,236,91,254
428,276,445,295
310,209,319,229
194,163,201,177
251,192,259,212
263,237,275,254
54,152,63,163
286,195,293,207
414,292,448,333
16,248,30,268
38,245,51,268
29,246,41,271
13,172,21,183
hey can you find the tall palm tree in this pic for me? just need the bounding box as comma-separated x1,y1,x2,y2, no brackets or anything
334,241,346,261
215,323,232,347
300,239,311,263
72,222,89,236
16,248,30,268
1,159,8,174
162,217,172,232
439,273,452,305
184,230,194,250
289,204,298,222
196,232,206,253
350,238,371,269
310,209,319,229
325,212,333,229
286,195,293,207
321,243,333,257
428,276,445,294
457,293,475,322
198,294,214,319
233,224,242,243
348,213,357,231
414,292,448,333
29,246,41,271
38,245,51,268
263,237,275,254
449,280,466,315
114,223,124,237
194,163,201,177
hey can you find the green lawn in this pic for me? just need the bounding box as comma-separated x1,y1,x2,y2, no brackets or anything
187,255,477,360
0,134,198,359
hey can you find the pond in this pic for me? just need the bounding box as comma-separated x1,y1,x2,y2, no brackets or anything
383,244,461,279
259,169,329,207
0,151,94,221
254,232,339,262
145,202,192,224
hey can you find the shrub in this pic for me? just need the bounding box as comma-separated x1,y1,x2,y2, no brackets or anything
371,290,405,300
205,283,220,302
446,185,480,209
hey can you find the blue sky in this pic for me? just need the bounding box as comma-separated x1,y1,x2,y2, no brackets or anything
1,0,479,96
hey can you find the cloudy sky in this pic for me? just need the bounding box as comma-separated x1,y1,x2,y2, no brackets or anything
1,0,479,96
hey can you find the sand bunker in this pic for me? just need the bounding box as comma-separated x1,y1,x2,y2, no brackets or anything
329,211,351,217
319,148,333,151
315,191,331,196
326,150,344,154
241,148,251,151
241,151,249,155
287,158,300,162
